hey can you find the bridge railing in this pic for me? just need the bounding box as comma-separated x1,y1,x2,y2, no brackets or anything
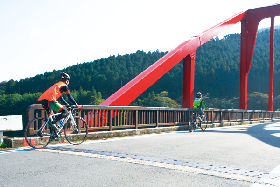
26,104,280,136
207,109,280,123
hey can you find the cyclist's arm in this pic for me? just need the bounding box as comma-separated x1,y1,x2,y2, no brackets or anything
65,93,77,105
59,95,69,106
60,86,78,106
59,94,77,106
202,100,208,110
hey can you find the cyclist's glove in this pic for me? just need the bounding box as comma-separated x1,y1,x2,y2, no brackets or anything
76,105,83,111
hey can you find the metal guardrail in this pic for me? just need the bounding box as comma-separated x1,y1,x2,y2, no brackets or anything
26,104,280,136
207,108,280,123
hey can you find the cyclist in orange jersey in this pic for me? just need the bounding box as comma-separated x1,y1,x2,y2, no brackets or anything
38,72,82,126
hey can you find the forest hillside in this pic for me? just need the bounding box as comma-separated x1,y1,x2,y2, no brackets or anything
1,28,280,120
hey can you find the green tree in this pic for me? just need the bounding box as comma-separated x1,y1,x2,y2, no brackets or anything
134,91,181,108
247,92,268,110
89,87,104,105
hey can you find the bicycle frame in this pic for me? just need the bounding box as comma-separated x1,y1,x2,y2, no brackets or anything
38,107,78,136
189,111,208,132
25,105,87,148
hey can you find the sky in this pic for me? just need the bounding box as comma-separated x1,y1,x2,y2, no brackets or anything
0,0,280,83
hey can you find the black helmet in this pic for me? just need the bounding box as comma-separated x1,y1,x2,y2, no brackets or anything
60,72,70,82
196,92,202,98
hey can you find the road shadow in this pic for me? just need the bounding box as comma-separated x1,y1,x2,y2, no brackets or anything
205,122,280,148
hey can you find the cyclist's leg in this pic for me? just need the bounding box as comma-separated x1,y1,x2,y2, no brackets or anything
49,101,67,122
41,99,53,116
200,108,204,116
197,108,203,127
41,100,57,135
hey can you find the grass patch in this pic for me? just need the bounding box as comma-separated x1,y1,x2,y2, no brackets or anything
0,142,9,148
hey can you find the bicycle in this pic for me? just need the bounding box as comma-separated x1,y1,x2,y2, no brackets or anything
24,105,88,149
188,112,209,132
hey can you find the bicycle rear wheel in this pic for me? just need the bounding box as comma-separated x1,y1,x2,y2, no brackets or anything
189,115,196,132
64,116,88,145
200,115,208,131
24,117,52,149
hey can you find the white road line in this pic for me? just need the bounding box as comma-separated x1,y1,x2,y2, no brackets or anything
37,147,260,183
251,165,280,186
3,125,280,185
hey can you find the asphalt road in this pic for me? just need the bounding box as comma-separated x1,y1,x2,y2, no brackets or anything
1,122,280,187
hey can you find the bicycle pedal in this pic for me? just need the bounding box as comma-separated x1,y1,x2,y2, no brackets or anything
71,130,79,134
50,137,60,141
50,133,59,139
50,137,59,141
37,131,43,137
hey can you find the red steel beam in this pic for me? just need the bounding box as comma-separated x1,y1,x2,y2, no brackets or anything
239,4,280,110
268,16,275,111
101,4,280,109
239,19,248,110
182,53,196,108
100,11,246,106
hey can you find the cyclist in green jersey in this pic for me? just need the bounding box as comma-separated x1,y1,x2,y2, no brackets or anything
193,92,208,116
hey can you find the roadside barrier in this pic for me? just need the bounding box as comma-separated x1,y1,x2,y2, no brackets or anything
26,104,280,136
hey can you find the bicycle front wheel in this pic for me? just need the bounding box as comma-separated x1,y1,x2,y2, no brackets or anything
64,116,88,145
24,117,51,149
201,115,208,131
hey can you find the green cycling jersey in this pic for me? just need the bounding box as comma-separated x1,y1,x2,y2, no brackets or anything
193,98,208,110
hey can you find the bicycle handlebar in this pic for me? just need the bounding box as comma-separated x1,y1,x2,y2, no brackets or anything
67,105,83,110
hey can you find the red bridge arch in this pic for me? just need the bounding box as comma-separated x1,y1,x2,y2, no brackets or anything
100,4,280,111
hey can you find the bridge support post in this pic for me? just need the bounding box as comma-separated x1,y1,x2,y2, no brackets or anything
182,53,196,108
239,19,248,110
268,16,274,111
239,6,280,110
239,12,260,110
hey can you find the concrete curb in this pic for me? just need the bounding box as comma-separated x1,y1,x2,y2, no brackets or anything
3,119,280,148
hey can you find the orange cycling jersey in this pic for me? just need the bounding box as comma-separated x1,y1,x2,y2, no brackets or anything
38,81,67,102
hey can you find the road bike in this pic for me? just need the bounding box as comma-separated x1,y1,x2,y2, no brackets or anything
24,105,88,149
188,112,209,132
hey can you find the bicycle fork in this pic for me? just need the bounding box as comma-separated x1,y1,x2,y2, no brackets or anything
61,114,78,133
70,116,79,133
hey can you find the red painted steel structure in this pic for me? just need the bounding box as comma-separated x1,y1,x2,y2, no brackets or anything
239,5,280,110
100,4,280,111
269,17,275,111
182,53,196,108
100,11,246,106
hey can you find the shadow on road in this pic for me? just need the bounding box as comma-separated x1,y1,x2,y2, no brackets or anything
205,122,280,148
